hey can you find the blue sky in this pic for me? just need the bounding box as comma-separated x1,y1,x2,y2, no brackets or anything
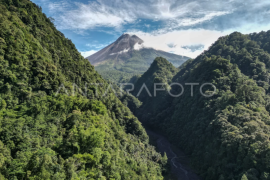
31,0,270,58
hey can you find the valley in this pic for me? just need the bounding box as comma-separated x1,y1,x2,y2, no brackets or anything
1,0,270,179
125,31,270,180
147,129,201,180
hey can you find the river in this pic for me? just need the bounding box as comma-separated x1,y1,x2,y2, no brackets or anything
146,130,201,180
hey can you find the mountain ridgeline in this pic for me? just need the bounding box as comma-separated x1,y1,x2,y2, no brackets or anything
0,0,167,179
130,57,179,118
130,31,270,180
87,34,190,83
2,0,270,179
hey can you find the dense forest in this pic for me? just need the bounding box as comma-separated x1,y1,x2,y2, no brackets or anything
2,0,270,179
130,31,270,180
0,0,167,179
130,57,179,121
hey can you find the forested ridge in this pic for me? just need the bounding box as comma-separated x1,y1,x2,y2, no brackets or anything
0,0,167,179
130,57,179,122
131,31,270,180
2,0,270,179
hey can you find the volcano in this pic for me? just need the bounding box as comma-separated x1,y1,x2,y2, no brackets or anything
86,34,190,82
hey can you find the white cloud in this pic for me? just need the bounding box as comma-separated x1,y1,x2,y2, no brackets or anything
34,0,270,34
134,42,144,50
80,50,97,58
48,1,70,12
57,1,135,30
233,23,270,35
86,43,108,49
32,0,270,60
127,29,227,58
110,48,130,55
129,19,270,58
175,11,230,27
51,0,232,31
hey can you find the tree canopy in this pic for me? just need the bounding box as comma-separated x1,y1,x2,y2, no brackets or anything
0,0,166,179
130,31,270,180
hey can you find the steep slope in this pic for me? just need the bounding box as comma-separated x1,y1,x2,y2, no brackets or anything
0,0,166,179
87,34,143,66
131,31,270,180
87,34,190,82
131,57,179,121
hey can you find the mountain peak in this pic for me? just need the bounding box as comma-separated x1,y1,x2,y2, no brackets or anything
87,34,189,73
148,57,176,73
115,33,144,45
87,34,146,66
117,33,140,39
116,33,131,41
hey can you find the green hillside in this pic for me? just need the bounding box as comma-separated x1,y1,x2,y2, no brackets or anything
0,0,166,179
131,57,179,122
95,48,189,83
131,31,270,180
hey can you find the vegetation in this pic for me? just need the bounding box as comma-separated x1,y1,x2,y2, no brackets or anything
131,57,179,122
0,0,167,179
4,0,270,179
130,31,270,180
95,48,189,83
